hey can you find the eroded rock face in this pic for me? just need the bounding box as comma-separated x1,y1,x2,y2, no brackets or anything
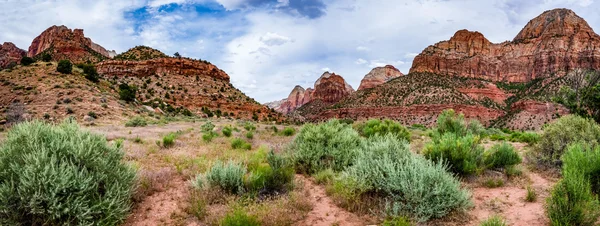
313,72,355,103
97,58,230,82
410,8,600,82
28,25,113,63
358,65,404,90
0,42,26,69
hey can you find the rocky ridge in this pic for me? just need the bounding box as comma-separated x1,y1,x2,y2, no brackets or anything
0,42,26,69
27,25,114,63
358,65,404,90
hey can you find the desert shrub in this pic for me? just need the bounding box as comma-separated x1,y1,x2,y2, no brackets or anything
526,186,537,202
246,131,254,139
162,133,176,148
434,109,486,137
125,116,147,127
205,161,246,194
480,215,507,226
57,60,72,74
271,126,279,133
341,135,472,221
509,131,540,144
546,173,600,226
20,56,35,66
381,217,412,226
484,142,522,170
291,119,361,174
221,208,260,226
423,133,484,175
562,144,600,195
202,132,217,143
223,126,233,137
0,121,136,225
243,122,256,131
118,83,137,102
483,177,504,188
81,64,99,83
231,138,251,150
201,121,215,132
357,119,411,141
246,151,294,193
41,53,52,62
282,127,296,136
87,111,98,119
535,115,600,167
314,168,335,185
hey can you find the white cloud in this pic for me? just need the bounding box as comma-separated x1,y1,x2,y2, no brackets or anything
260,32,292,46
356,46,370,51
148,0,188,8
355,58,367,65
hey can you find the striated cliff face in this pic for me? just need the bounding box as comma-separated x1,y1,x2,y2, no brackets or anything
410,8,600,83
358,65,404,90
269,72,354,114
0,42,26,69
27,25,113,63
97,57,230,82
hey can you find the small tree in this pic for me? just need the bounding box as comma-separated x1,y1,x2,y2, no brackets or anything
118,83,137,102
41,53,52,62
20,57,35,66
81,64,99,83
57,60,72,74
174,52,181,58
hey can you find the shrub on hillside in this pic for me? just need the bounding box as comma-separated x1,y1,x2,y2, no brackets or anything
480,215,507,226
534,115,600,168
291,120,361,174
282,127,296,136
81,64,99,83
231,138,251,150
118,83,137,102
202,131,218,143
484,142,522,170
357,119,411,141
125,116,147,127
205,161,246,194
57,60,72,74
341,135,472,221
423,133,484,175
434,109,486,137
509,131,540,144
222,126,233,137
245,131,254,139
0,121,136,225
201,121,215,132
162,133,176,148
246,151,294,193
20,56,35,66
221,208,260,226
41,53,52,62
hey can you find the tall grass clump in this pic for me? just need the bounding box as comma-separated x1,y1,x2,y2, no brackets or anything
221,208,260,226
202,131,218,143
231,138,252,150
125,116,148,127
423,132,484,175
291,119,361,174
0,121,136,225
223,126,233,137
480,215,507,226
205,161,246,194
534,115,600,168
162,133,177,148
201,121,215,132
484,142,522,170
434,109,486,136
357,119,411,141
340,135,472,222
282,127,296,136
246,151,294,194
546,143,600,225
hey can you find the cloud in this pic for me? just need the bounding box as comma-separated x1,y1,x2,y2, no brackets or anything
260,32,292,46
356,46,370,51
355,58,367,65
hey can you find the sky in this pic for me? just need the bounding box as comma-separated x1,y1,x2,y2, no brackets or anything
1,0,599,103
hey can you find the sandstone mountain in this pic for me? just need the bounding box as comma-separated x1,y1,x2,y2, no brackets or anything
358,65,403,90
410,8,600,83
27,25,115,63
98,47,279,120
0,42,26,69
268,72,354,114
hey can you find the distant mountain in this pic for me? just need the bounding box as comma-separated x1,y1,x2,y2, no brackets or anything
0,42,26,69
358,65,403,90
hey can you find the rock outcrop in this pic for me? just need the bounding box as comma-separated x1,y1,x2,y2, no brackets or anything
410,8,600,83
97,57,230,82
27,25,113,63
269,72,354,114
0,42,26,69
358,65,404,90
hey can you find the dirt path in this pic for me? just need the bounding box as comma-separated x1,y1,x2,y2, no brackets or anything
468,171,554,225
296,175,366,226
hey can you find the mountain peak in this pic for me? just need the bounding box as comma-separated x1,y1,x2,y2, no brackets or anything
514,8,593,42
27,25,113,63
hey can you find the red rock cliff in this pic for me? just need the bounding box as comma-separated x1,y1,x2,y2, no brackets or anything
358,65,404,90
410,8,600,83
27,25,113,63
0,42,26,68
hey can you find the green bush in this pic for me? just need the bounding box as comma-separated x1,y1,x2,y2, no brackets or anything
221,208,260,226
202,132,217,143
125,116,147,127
0,121,136,225
205,161,246,194
535,115,600,168
201,121,215,132
243,122,256,131
118,83,137,102
231,138,251,150
81,64,99,83
480,215,507,226
342,135,472,221
423,133,484,175
357,119,411,141
434,109,486,137
314,168,335,185
246,151,294,193
291,120,361,174
245,131,254,139
509,131,540,144
381,217,412,226
162,133,176,148
484,142,522,170
20,56,35,66
41,53,52,62
546,143,600,225
223,126,233,137
282,127,296,136
57,60,72,74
